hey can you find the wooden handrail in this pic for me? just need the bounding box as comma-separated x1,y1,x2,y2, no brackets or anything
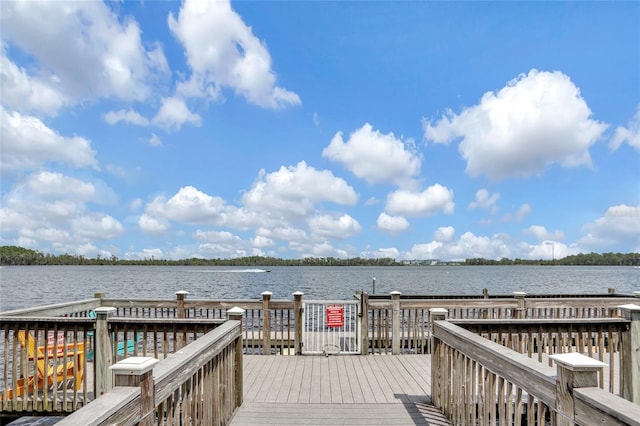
57,320,243,426
431,319,640,425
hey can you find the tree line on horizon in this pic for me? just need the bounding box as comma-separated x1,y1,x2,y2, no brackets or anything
0,245,638,267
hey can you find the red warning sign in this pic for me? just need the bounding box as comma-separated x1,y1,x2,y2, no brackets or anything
326,304,344,328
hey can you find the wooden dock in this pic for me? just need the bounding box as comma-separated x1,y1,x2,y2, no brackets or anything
231,354,451,425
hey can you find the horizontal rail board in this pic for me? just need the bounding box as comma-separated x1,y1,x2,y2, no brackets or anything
433,320,556,407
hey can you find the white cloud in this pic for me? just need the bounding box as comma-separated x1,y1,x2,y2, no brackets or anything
323,123,421,187
579,204,640,251
149,133,163,147
72,213,124,240
168,0,300,109
423,69,608,180
610,105,640,151
469,189,500,209
243,161,358,219
434,226,455,242
0,1,168,105
257,226,308,244
309,213,362,239
152,97,201,130
138,213,169,235
405,241,443,260
385,184,455,217
147,186,226,225
1,107,98,174
194,230,240,243
523,225,564,242
377,212,410,234
25,171,96,200
103,109,149,126
0,49,68,115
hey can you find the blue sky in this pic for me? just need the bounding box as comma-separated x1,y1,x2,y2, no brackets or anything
1,1,639,262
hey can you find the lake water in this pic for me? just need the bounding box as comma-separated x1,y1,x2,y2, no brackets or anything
0,265,638,312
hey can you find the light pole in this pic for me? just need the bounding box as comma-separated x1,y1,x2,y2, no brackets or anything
545,241,555,261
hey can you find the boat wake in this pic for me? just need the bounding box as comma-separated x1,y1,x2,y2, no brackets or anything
194,269,271,273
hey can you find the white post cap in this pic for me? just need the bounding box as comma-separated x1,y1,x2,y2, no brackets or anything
110,356,158,376
175,290,189,295
94,307,117,315
550,353,606,371
227,306,246,315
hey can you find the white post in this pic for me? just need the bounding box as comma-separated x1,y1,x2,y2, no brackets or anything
110,357,158,426
390,291,401,355
619,303,640,404
550,353,606,426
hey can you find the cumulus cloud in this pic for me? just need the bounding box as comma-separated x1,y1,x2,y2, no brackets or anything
469,189,500,209
1,107,98,174
434,226,455,242
152,97,201,130
24,171,95,199
148,133,163,147
423,69,608,180
323,123,421,187
309,213,362,240
72,214,124,240
168,0,300,109
0,1,168,106
377,212,410,234
0,49,68,115
146,186,226,225
610,105,640,151
138,213,169,235
523,225,564,242
103,109,149,126
579,204,640,251
385,184,454,217
243,161,358,219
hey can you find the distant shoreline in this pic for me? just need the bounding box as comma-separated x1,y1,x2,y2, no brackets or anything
1,245,639,268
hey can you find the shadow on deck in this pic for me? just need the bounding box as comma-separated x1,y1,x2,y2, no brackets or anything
230,354,451,425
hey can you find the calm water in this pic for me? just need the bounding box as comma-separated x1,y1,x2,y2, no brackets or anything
0,265,638,312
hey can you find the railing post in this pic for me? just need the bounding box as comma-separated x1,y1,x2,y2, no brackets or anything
261,291,272,355
94,292,105,305
513,291,527,319
619,303,640,404
94,306,117,397
391,291,401,355
430,308,448,410
175,290,189,318
227,307,245,408
110,357,158,426
293,292,304,355
482,288,489,319
550,353,606,426
175,290,189,349
360,292,369,355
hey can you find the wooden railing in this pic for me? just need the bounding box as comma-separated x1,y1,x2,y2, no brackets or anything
360,291,638,354
56,314,243,426
450,318,629,393
0,313,226,415
0,317,93,413
431,305,640,425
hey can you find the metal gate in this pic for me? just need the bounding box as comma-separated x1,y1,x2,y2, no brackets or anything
302,300,360,355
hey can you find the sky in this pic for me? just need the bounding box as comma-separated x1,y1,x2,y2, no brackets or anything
0,1,639,262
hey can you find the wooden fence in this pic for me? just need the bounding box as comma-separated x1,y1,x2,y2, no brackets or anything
431,304,640,425
56,315,243,426
0,313,226,415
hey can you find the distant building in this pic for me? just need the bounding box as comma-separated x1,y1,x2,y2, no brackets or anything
401,259,440,266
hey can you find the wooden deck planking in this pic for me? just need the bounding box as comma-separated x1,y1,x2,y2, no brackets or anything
231,355,452,425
